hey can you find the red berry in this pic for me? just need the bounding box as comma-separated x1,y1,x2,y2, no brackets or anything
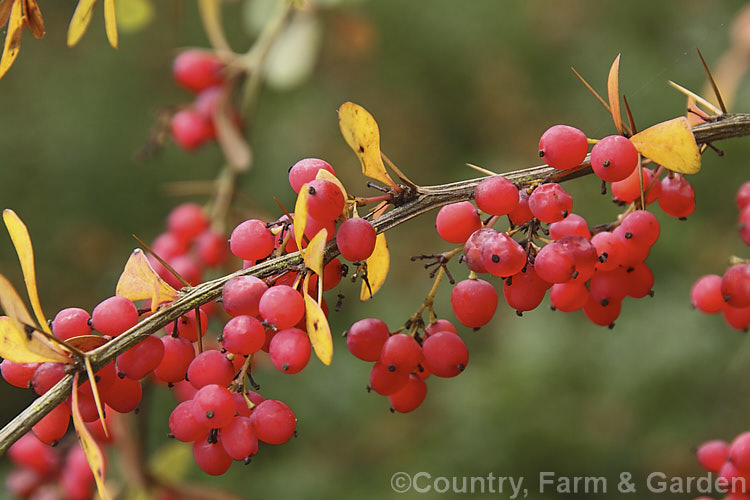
167,203,208,242
691,275,725,314
169,400,210,442
230,219,274,261
32,403,70,445
269,328,311,374
288,158,336,193
222,315,265,356
474,176,519,215
722,264,750,308
659,174,695,218
220,415,259,460
193,439,232,476
51,308,91,340
422,331,468,378
380,334,423,373
259,285,305,330
187,350,235,389
306,179,345,221
91,296,139,337
346,318,390,362
171,109,213,151
450,278,498,328
116,335,165,380
549,213,590,240
538,124,589,170
336,218,377,262
173,50,224,93
612,166,661,204
508,189,533,226
528,183,573,223
503,265,550,313
250,400,297,445
738,181,750,211
435,201,481,243
480,231,527,278
1,360,39,389
388,374,427,413
154,335,195,383
191,384,236,429
222,276,268,317
369,360,409,395
590,135,639,182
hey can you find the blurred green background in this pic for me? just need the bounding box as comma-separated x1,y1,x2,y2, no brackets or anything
2,0,750,498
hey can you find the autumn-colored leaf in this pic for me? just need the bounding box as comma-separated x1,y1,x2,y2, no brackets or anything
83,356,108,437
3,209,49,333
608,54,622,135
630,117,701,174
103,0,117,48
304,290,332,366
303,229,327,278
0,316,69,363
65,335,107,352
360,233,389,301
0,0,24,80
0,0,13,28
67,0,97,47
315,169,349,217
22,0,44,39
293,185,309,252
71,373,111,500
338,102,397,188
116,249,178,311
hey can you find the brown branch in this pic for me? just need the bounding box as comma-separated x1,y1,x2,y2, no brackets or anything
1,112,749,455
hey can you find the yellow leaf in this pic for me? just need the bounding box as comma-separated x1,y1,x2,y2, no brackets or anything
304,290,332,366
360,233,388,301
115,249,178,311
67,0,97,47
303,228,327,278
315,169,349,217
84,356,108,438
22,0,44,39
0,0,24,80
71,373,111,500
0,316,69,363
338,102,397,188
608,54,622,135
115,0,154,33
0,0,12,29
293,185,309,252
629,117,701,174
103,0,117,48
3,209,49,333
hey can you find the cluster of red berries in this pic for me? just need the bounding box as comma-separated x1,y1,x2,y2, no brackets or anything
6,433,102,500
432,123,702,330
150,202,230,289
693,433,750,499
345,317,468,413
691,181,750,331
169,49,241,151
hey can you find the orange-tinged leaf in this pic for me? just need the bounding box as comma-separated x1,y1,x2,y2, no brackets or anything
116,249,178,311
0,0,12,28
338,102,397,188
315,169,349,217
608,54,622,135
303,290,332,366
66,335,107,352
67,0,97,47
3,210,50,333
630,117,701,174
360,233,388,301
103,0,117,48
22,0,44,39
293,185,309,252
0,0,24,80
71,373,111,500
303,228,327,278
0,316,69,363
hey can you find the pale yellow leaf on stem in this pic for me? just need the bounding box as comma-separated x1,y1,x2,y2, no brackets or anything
360,233,389,301
293,185,309,252
103,0,117,48
0,0,25,79
0,316,69,363
71,373,111,500
67,0,97,47
608,54,622,135
338,102,397,188
629,117,701,174
3,209,49,333
304,290,332,366
303,229,327,278
115,249,178,311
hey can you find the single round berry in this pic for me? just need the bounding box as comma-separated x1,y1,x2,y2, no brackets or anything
187,350,235,389
451,278,498,328
51,308,91,340
220,415,259,460
380,334,423,373
32,403,70,445
422,331,468,378
91,296,139,337
612,166,661,204
222,315,265,356
1,360,39,389
172,50,224,92
508,189,533,226
101,376,142,414
222,275,268,317
167,203,209,242
691,275,725,314
549,213,590,240
538,124,589,170
336,218,377,262
116,334,165,380
169,400,210,442
153,335,195,383
288,158,336,193
171,109,213,151
463,228,496,273
306,179,346,221
474,176,520,215
590,135,639,182
269,328,311,374
346,318,390,362
259,285,305,330
435,201,482,244
388,374,427,413
250,400,297,445
696,439,729,473
658,174,695,218
480,232,527,278
503,265,550,313
230,219,274,261
195,229,229,267
722,264,750,308
193,439,232,476
191,384,236,429
528,183,573,223
737,181,750,211
369,360,409,395
550,281,589,312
